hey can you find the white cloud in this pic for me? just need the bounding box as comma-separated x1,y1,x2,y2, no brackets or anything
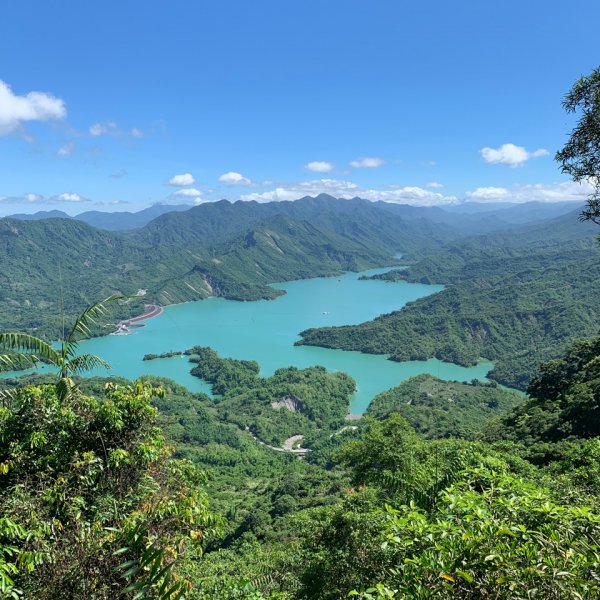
173,188,203,198
168,173,196,186
466,181,592,203
23,193,44,203
466,186,510,200
0,80,66,135
305,161,334,173
89,122,112,136
93,199,130,207
0,193,43,205
426,181,444,189
480,143,549,167
350,157,385,168
240,178,457,206
363,186,457,205
218,171,252,185
1,192,89,205
109,169,128,179
89,121,143,138
54,192,85,203
58,141,76,156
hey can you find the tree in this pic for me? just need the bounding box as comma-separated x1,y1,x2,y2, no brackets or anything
0,296,122,401
556,66,600,227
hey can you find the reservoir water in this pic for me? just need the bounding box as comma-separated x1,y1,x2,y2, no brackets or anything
4,269,494,414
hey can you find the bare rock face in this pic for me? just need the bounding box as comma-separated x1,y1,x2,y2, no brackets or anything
271,394,303,413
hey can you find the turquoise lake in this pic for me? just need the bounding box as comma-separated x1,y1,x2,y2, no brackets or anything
5,269,495,414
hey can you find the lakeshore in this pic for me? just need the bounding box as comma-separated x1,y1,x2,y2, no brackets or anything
61,269,494,413
1,269,497,413
112,304,164,335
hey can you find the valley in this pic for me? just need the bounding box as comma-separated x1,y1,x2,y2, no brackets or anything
2,196,600,599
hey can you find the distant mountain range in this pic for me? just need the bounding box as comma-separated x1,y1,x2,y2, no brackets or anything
5,197,582,232
0,195,452,339
6,203,191,230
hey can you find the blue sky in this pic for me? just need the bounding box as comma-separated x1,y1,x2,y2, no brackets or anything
0,0,598,215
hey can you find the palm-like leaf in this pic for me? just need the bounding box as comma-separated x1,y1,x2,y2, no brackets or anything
0,333,62,366
66,354,110,375
0,387,20,406
64,295,125,358
1,296,129,403
0,353,38,371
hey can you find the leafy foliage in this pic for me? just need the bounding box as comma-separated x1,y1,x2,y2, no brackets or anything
484,334,600,462
0,381,221,598
556,65,600,229
352,469,600,599
0,296,122,401
2,332,600,598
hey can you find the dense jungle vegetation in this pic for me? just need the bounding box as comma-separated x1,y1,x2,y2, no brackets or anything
2,197,599,596
1,333,599,598
366,375,522,439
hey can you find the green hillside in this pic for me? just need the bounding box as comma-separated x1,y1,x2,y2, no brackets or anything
298,212,600,389
366,374,522,438
0,196,453,341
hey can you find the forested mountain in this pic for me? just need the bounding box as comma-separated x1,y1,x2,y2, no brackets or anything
298,210,600,389
0,218,147,337
441,200,580,221
366,374,522,438
131,195,455,251
379,199,583,235
6,209,72,221
7,197,578,233
3,194,596,396
75,203,191,230
0,196,454,340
